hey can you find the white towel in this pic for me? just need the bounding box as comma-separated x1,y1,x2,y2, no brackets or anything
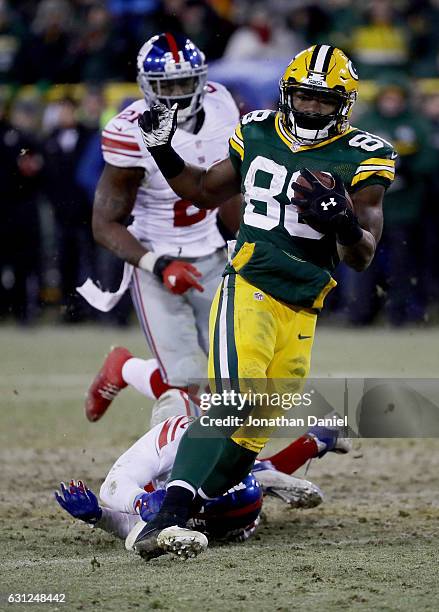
76,262,134,312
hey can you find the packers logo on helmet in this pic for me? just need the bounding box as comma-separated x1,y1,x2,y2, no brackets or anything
279,45,359,145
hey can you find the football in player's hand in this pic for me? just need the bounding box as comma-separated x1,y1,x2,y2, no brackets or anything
293,170,354,210
294,170,334,196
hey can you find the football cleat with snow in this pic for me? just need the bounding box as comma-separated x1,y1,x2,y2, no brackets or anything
253,461,323,508
125,521,166,560
307,425,352,457
125,521,208,561
157,525,208,559
85,346,132,422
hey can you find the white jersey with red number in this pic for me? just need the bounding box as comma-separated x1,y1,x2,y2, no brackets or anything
101,82,240,258
99,415,193,514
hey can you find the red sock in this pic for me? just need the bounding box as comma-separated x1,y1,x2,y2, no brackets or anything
150,368,188,399
263,435,319,474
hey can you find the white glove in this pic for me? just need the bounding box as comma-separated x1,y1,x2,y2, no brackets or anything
138,102,178,149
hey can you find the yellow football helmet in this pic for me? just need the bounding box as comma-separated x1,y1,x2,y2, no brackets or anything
279,45,359,144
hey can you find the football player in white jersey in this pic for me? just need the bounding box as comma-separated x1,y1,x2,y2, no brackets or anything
55,390,327,558
77,33,241,422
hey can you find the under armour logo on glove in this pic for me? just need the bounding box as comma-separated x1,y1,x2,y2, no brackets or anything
320,197,338,211
138,103,178,149
291,168,360,241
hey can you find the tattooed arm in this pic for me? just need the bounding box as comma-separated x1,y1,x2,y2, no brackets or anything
92,163,146,265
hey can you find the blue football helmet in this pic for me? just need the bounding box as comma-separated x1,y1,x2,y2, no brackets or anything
137,32,208,122
191,474,263,541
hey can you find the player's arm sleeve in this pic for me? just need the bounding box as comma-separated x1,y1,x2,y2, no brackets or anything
99,426,162,514
228,122,245,173
95,507,140,540
350,147,397,193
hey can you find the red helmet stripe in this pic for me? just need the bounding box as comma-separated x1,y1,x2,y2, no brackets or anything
219,497,263,518
165,32,180,63
198,497,263,520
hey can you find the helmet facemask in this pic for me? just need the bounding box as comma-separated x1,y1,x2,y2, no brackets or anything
279,82,356,145
137,59,207,124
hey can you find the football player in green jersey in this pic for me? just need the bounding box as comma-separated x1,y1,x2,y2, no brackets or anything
128,44,396,559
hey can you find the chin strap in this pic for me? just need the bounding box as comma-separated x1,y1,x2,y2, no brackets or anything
290,115,338,145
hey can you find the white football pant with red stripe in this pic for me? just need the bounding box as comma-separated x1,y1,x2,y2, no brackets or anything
150,389,201,428
100,407,194,513
130,248,226,388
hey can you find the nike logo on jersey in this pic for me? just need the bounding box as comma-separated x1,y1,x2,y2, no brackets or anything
298,334,312,340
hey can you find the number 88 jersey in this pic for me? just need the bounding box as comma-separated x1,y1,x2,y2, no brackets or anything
101,82,239,258
227,110,396,308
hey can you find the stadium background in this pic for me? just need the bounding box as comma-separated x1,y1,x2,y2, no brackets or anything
1,2,439,610
2,0,439,326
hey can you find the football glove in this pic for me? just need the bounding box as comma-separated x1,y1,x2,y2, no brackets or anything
138,103,178,149
291,168,363,245
133,489,166,522
55,479,102,524
153,256,204,294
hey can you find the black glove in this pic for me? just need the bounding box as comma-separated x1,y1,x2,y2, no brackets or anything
291,168,363,246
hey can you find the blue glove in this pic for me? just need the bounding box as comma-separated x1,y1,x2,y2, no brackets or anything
55,479,102,524
133,489,166,522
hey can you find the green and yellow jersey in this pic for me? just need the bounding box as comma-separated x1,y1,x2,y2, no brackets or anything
227,109,396,309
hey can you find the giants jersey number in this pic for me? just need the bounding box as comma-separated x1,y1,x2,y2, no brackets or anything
101,83,239,256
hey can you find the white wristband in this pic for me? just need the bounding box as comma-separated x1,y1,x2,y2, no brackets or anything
137,252,159,273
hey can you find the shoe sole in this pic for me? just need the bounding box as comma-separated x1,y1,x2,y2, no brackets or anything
126,523,208,560
334,438,352,454
157,527,208,560
125,520,150,551
268,486,323,508
256,471,323,508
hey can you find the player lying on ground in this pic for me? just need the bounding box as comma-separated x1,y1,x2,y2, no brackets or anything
77,32,241,421
55,390,350,558
56,476,261,560
126,44,396,559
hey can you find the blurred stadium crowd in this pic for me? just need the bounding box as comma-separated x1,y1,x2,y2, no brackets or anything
2,0,439,326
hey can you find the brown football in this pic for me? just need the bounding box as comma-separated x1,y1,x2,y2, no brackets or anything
294,170,354,210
